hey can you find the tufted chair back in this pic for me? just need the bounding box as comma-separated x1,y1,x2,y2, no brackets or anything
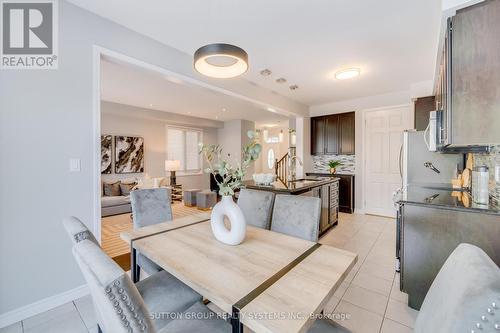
73,240,156,333
271,195,321,242
131,188,173,228
237,189,275,229
63,216,98,245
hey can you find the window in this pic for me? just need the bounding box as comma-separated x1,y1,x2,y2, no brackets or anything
166,126,203,175
267,148,275,169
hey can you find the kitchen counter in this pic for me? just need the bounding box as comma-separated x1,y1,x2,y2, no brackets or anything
397,185,500,216
243,177,339,194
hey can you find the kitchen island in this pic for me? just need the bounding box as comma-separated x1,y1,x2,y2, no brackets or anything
243,177,339,236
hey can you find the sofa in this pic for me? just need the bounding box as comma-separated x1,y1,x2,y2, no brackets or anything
101,177,169,217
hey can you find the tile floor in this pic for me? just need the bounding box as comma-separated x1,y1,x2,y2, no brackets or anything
0,213,417,333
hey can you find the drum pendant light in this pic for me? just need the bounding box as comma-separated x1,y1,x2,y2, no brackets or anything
194,43,248,78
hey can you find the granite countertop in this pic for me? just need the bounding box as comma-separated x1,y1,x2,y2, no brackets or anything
397,185,500,215
306,172,355,177
243,177,339,194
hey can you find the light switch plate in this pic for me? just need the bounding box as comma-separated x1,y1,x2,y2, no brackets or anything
69,158,81,172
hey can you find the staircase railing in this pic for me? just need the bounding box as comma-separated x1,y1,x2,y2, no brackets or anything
275,153,289,183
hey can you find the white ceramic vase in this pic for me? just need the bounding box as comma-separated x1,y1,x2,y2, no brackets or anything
210,195,246,245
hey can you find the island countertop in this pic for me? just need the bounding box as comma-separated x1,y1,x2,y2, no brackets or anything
243,177,339,194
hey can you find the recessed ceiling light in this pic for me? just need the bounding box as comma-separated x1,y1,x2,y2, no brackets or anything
187,111,191,114
222,108,226,112
194,43,248,79
149,103,153,107
276,78,287,84
215,116,219,120
289,84,299,90
335,68,361,80
260,69,272,76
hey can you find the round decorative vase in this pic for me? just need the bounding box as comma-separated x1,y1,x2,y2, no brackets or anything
210,195,246,245
330,167,336,174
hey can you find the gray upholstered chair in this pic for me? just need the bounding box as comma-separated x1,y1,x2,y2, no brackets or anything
237,189,275,229
72,239,229,333
130,188,173,279
63,216,99,245
414,243,500,333
270,195,321,242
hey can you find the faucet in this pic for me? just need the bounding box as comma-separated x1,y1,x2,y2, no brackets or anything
424,161,441,174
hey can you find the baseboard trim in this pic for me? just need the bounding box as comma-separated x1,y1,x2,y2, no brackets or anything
0,284,89,328
354,208,365,214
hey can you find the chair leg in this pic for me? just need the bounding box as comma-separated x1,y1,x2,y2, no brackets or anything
97,324,103,333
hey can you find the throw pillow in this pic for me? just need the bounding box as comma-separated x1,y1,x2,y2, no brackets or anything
103,181,121,196
120,182,137,196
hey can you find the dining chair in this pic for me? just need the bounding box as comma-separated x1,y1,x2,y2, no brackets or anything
63,216,206,332
237,189,275,229
270,194,321,242
63,216,98,245
130,188,173,279
72,239,229,333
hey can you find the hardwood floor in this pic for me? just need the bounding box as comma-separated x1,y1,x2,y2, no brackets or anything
100,202,202,270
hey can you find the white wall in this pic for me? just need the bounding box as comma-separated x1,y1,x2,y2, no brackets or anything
0,1,301,323
216,119,256,180
101,102,217,189
309,90,413,212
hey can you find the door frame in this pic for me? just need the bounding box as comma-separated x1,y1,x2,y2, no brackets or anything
361,104,411,217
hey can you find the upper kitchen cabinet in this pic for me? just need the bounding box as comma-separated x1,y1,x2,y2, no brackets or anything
451,0,500,146
414,96,436,131
435,0,500,148
311,112,355,155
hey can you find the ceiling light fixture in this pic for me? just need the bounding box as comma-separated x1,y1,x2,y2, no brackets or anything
289,84,299,90
222,108,226,112
267,107,277,113
260,69,272,76
276,78,287,84
194,43,248,79
335,68,361,80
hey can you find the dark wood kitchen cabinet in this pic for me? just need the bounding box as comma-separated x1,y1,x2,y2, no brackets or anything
306,173,355,213
311,112,355,155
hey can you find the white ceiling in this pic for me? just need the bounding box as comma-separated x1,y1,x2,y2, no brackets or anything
101,59,290,127
69,0,442,106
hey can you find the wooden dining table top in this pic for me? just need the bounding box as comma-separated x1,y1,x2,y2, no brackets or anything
120,215,357,333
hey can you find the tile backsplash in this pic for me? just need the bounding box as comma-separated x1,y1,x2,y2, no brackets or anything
312,155,356,174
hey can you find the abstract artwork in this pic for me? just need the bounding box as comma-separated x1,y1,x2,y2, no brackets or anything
115,136,144,173
101,135,112,174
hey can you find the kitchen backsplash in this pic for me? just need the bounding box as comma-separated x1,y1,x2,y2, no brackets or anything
312,155,356,174
473,146,499,204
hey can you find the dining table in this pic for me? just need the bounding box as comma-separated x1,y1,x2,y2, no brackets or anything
120,212,357,333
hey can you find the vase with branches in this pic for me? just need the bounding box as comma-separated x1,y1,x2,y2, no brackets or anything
198,131,262,245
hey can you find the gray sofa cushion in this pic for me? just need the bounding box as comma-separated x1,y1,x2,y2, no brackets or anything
414,243,500,333
101,196,131,208
271,195,321,242
103,181,121,196
237,189,275,229
120,182,137,196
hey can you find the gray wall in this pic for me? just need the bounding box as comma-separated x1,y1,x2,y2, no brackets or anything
101,102,217,189
0,1,299,316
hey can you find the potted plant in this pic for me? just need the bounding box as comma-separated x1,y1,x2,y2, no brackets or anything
199,131,261,245
328,160,342,174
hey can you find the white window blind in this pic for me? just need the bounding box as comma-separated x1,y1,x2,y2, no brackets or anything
166,126,202,174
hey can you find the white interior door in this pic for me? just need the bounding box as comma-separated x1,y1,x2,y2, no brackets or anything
364,106,410,217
